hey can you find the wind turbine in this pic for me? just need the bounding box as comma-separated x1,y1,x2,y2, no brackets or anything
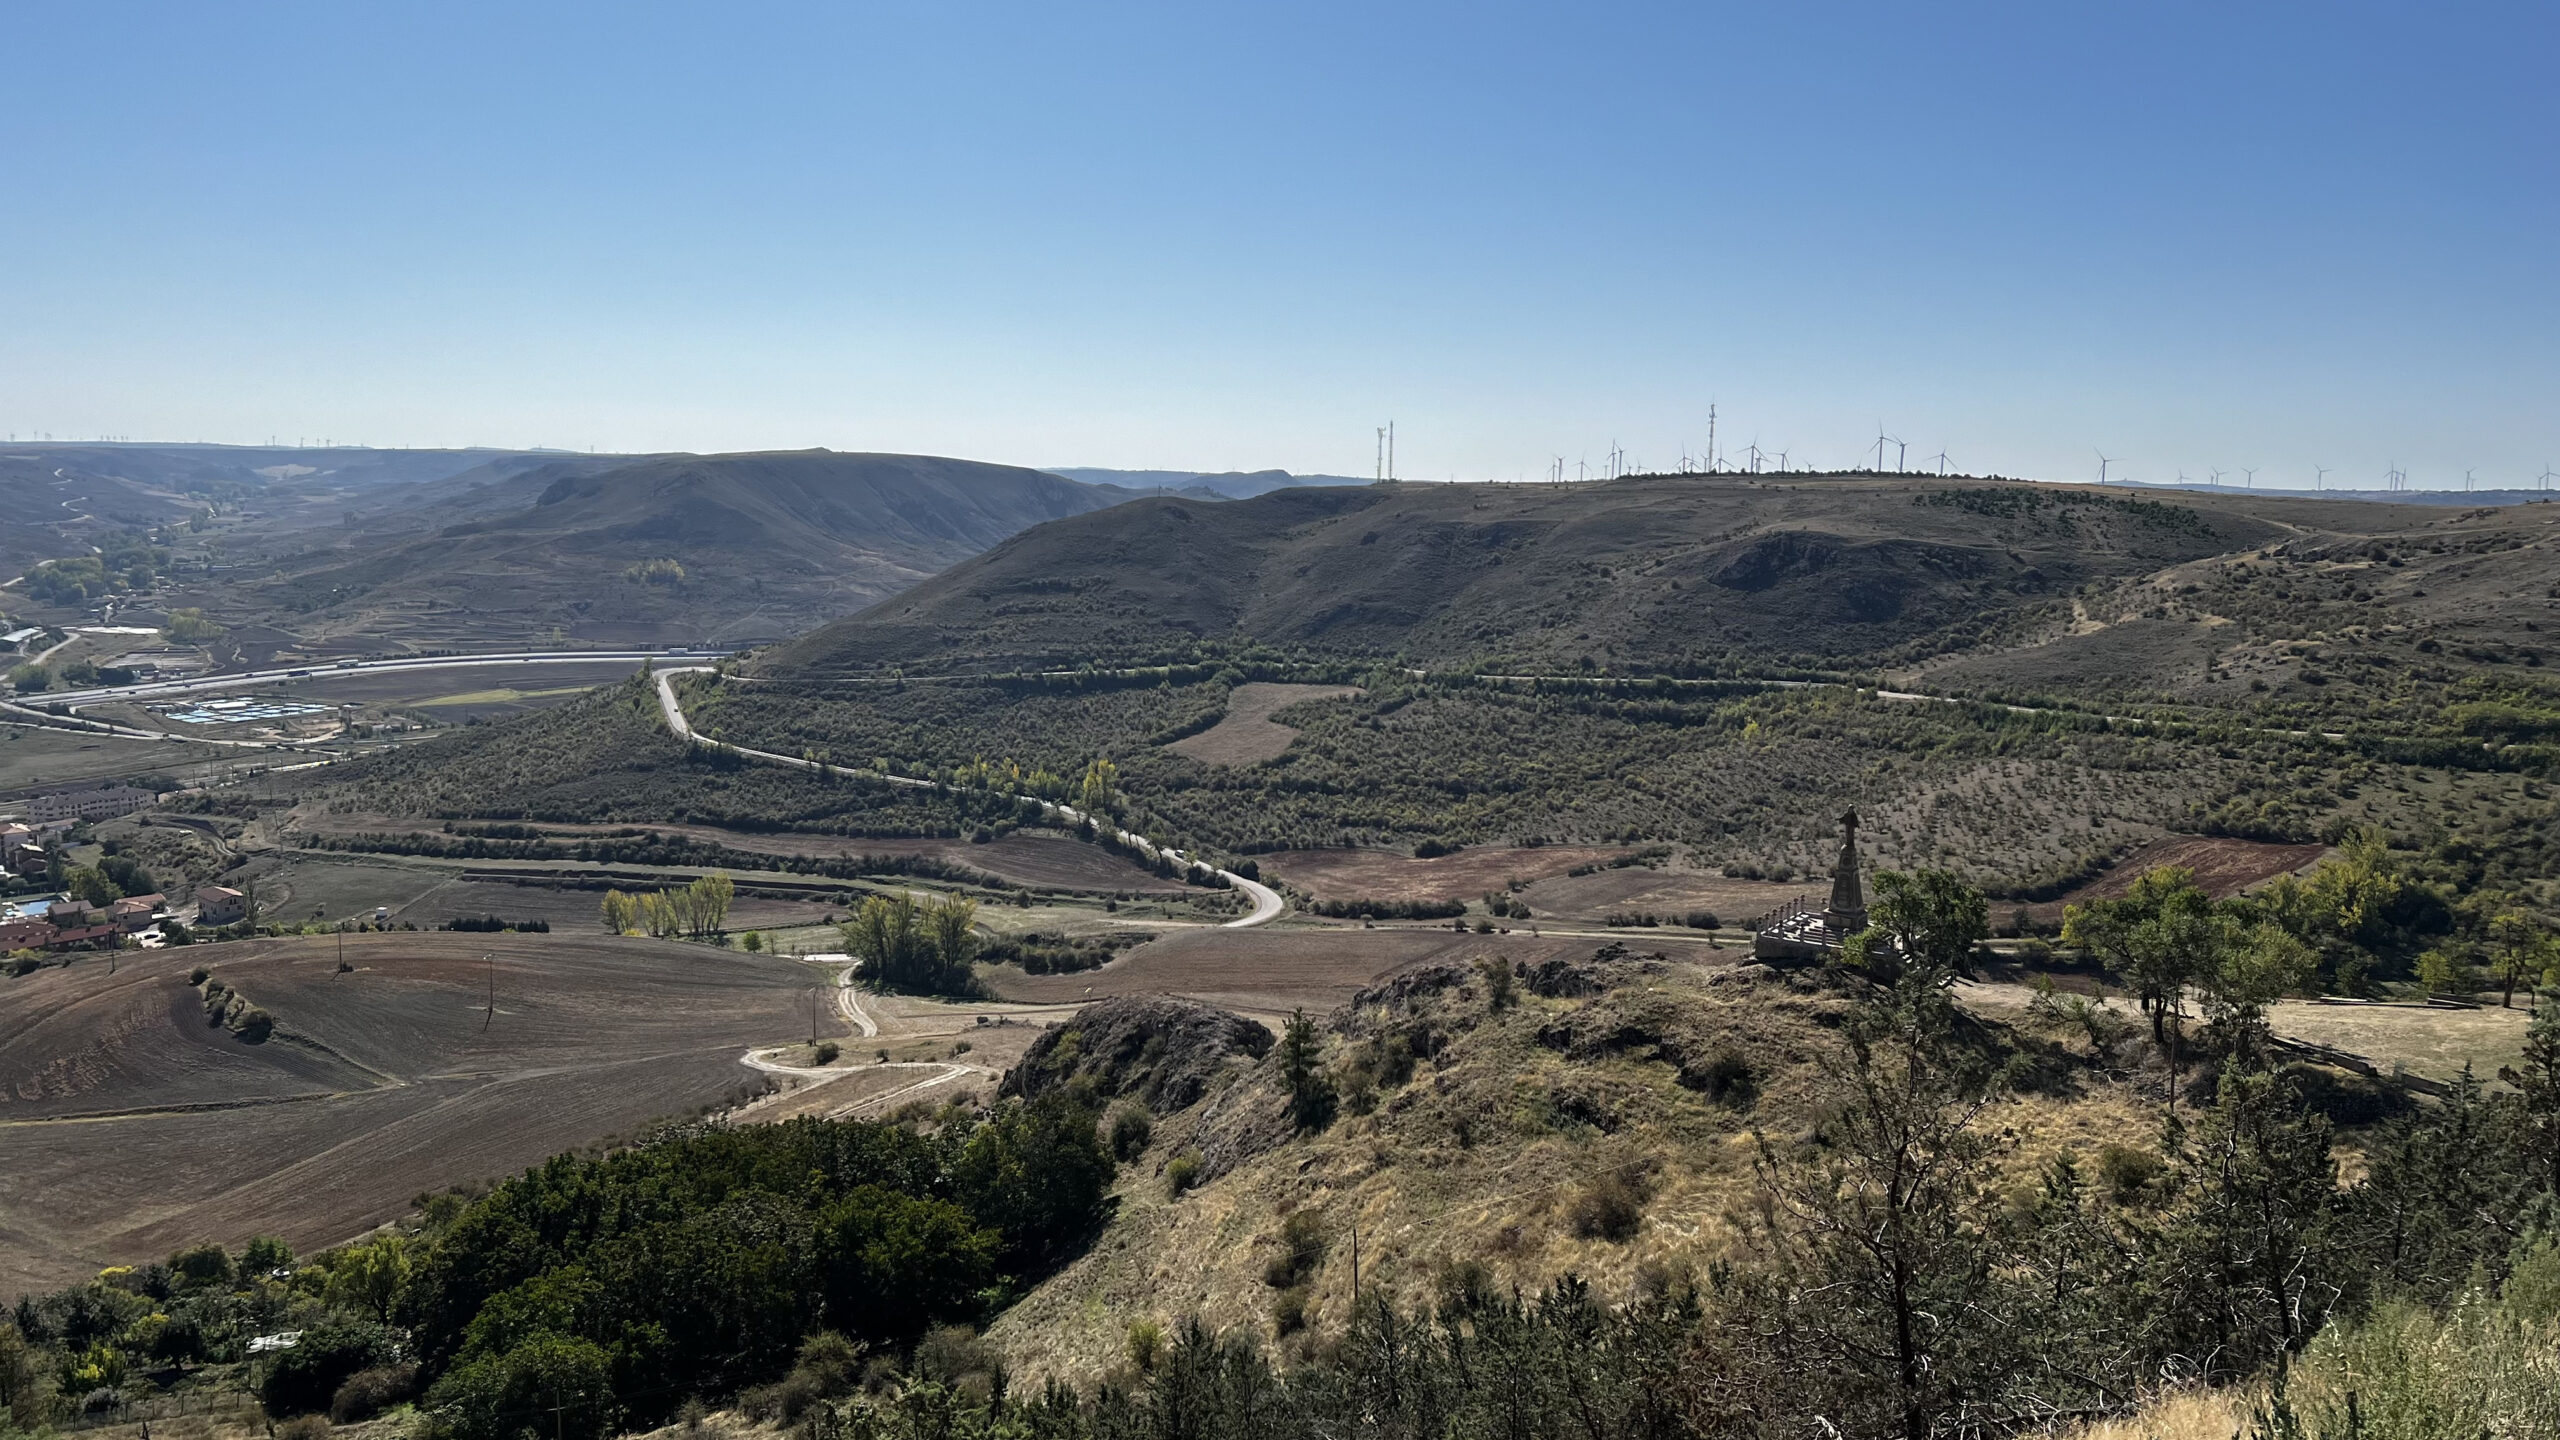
2541,463,2555,493
1892,436,1907,473
2465,469,2476,493
1874,426,1891,472
2315,465,2329,491
2208,468,2227,487
2243,467,2258,490
2095,450,2118,484
1932,449,1949,476
1745,441,1764,474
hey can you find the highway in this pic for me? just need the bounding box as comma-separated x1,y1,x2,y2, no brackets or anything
653,665,1286,928
38,648,727,709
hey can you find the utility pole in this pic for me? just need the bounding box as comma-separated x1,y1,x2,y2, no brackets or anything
482,952,495,1031
1375,426,1385,483
1387,422,1395,483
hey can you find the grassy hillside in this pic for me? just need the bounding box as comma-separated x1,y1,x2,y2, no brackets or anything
171,450,1130,649
755,474,2460,678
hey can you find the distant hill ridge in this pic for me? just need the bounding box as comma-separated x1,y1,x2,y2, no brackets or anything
248,449,1127,647
753,472,2535,679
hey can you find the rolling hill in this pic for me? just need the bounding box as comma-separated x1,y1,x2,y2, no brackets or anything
755,474,2560,694
757,473,2434,678
214,450,1132,648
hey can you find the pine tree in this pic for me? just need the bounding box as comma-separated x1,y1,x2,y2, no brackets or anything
1279,1010,1333,1131
2500,989,2560,1198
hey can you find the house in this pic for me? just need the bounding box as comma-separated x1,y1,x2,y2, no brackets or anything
5,842,46,877
26,786,158,823
195,885,247,926
0,917,53,951
46,922,118,950
110,893,164,932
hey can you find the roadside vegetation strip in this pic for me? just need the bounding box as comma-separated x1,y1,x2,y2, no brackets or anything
653,666,1285,928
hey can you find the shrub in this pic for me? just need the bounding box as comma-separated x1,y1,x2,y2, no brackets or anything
1683,911,1722,930
329,1363,420,1423
1690,1047,1757,1107
2095,1143,2165,1205
1107,1105,1153,1161
1568,1170,1650,1242
186,965,209,985
1125,1321,1164,1373
261,1321,397,1416
168,1242,231,1289
1264,1212,1327,1289
1165,1152,1202,1196
813,1040,840,1065
1271,1285,1312,1335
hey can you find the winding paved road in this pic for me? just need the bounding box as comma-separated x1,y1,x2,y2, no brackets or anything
653,665,1285,927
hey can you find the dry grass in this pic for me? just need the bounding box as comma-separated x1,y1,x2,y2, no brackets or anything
1261,844,1638,904
987,955,2170,1388
2066,1388,2251,1440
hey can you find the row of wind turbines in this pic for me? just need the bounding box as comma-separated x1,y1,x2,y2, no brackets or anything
2095,450,2558,493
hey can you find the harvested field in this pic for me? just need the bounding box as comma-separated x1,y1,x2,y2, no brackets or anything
1260,844,1635,904
232,852,843,931
289,812,1187,894
1166,683,1360,766
1519,866,1810,926
982,926,1685,1023
0,724,237,797
2059,834,2329,903
2019,834,2330,924
0,932,814,1295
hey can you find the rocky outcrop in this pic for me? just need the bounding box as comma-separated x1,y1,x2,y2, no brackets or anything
1001,996,1271,1112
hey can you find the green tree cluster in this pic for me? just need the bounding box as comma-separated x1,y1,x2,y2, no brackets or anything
599,873,734,938
840,892,978,995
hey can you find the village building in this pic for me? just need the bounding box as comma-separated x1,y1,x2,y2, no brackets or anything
26,785,159,823
0,916,52,951
111,893,165,931
195,885,248,926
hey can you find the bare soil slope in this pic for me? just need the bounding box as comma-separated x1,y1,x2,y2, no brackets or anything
0,933,809,1294
1167,684,1362,766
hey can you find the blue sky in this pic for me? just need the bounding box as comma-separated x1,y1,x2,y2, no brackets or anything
4,2,2553,487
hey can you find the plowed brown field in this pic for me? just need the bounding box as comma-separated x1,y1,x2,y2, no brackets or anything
0,933,814,1296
